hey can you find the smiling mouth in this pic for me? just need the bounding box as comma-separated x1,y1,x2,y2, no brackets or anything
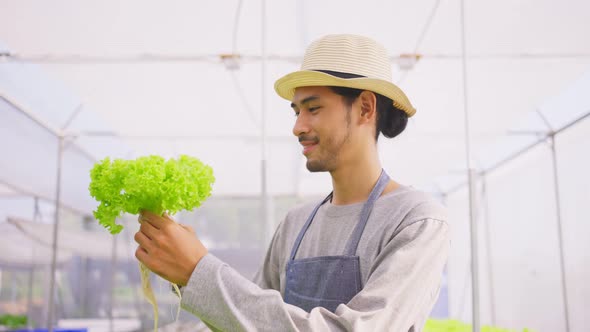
302,143,317,155
299,136,319,155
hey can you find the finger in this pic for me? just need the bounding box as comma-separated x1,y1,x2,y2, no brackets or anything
139,210,155,220
141,210,173,229
134,231,153,252
142,209,166,220
139,219,159,239
135,246,149,263
138,214,152,226
180,224,195,234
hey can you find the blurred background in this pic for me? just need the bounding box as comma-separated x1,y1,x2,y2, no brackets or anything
0,0,589,331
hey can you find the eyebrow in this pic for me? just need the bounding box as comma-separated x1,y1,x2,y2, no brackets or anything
290,95,320,109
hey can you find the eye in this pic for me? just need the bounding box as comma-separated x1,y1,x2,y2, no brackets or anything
309,106,321,112
293,111,300,117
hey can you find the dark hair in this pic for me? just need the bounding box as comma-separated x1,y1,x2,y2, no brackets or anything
329,86,408,141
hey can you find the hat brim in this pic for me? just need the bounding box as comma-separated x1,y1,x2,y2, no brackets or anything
274,70,416,117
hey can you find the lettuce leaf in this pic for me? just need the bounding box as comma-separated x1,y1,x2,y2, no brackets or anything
89,155,215,234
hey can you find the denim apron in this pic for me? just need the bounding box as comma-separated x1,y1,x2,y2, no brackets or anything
284,170,390,313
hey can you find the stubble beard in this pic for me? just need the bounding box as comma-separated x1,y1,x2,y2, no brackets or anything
306,111,352,172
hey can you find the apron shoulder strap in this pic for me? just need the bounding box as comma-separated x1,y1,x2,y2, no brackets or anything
288,193,333,261
343,170,390,256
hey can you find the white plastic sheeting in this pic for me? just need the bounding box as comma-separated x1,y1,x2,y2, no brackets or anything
437,71,590,193
445,75,590,331
2,0,589,198
7,217,132,261
0,64,130,213
0,221,71,268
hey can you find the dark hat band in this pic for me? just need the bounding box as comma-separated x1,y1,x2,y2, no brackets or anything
312,70,366,79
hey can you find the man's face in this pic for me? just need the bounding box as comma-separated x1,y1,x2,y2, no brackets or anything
291,86,354,172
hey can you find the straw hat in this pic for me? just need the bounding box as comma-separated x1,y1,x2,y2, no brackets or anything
274,34,416,117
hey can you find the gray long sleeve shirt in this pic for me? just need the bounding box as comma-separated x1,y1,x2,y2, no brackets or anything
180,185,450,331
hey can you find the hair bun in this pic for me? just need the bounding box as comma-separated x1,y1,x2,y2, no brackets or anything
376,96,408,139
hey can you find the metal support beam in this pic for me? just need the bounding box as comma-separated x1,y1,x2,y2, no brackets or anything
444,111,590,196
459,0,480,330
0,92,100,212
481,178,497,325
108,235,118,332
536,107,572,332
47,135,64,332
26,267,35,329
548,135,571,332
0,94,61,136
467,169,480,331
260,0,273,244
3,52,590,64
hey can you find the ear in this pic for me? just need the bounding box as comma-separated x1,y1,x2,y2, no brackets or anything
358,91,377,124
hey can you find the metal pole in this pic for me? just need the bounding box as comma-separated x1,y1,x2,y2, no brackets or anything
80,257,88,317
459,0,480,330
10,275,17,306
481,177,497,325
108,235,118,332
260,0,272,243
534,109,572,332
27,267,35,329
549,135,571,332
27,197,41,329
47,135,64,332
467,169,480,331
6,52,590,64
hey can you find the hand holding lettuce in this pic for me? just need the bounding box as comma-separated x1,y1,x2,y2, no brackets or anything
89,154,214,331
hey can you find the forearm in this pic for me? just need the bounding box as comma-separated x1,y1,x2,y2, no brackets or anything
182,254,308,331
182,254,358,331
181,219,449,332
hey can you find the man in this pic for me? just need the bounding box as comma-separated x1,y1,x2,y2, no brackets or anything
135,34,449,331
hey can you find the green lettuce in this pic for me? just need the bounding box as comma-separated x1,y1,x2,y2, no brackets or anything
0,314,27,329
424,319,533,332
89,155,215,234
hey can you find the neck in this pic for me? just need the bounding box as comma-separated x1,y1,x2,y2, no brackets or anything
329,145,383,205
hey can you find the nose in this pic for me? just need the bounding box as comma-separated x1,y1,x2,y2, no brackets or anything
292,111,311,137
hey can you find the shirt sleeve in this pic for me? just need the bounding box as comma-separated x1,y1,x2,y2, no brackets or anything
180,218,449,332
250,220,283,291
